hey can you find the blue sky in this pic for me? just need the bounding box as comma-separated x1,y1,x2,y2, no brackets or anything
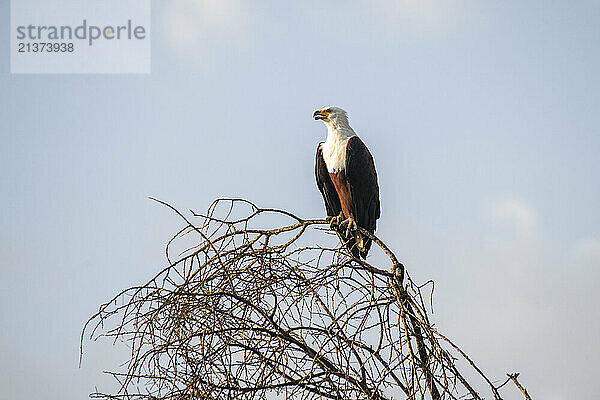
1,1,599,399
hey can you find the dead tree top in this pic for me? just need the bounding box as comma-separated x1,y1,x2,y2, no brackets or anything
81,198,531,400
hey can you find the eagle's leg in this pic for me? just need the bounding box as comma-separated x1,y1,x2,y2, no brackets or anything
339,216,358,237
328,212,345,229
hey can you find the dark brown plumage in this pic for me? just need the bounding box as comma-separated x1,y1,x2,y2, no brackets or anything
315,136,380,258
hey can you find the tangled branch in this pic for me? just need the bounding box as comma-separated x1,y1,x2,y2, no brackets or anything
81,198,531,400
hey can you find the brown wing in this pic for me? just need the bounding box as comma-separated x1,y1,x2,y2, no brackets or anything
345,136,381,256
315,143,342,217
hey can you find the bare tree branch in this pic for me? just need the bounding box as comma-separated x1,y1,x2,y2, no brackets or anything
507,373,532,400
81,198,532,400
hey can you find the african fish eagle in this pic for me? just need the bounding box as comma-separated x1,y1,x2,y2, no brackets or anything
313,106,380,258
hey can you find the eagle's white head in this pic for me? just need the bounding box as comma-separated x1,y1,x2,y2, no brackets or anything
313,106,352,133
314,106,356,172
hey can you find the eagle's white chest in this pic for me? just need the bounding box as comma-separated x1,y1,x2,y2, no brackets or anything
322,135,350,173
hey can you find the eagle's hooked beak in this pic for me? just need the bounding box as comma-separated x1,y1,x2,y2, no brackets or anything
313,109,328,120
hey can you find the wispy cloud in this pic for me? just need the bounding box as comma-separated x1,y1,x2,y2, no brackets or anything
159,0,253,61
573,236,600,266
429,194,600,398
363,0,472,36
488,195,537,240
159,0,472,61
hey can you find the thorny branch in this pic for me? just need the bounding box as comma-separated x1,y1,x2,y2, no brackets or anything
81,198,532,400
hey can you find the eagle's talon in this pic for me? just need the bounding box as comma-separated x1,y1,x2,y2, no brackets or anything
340,217,358,237
329,212,344,229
